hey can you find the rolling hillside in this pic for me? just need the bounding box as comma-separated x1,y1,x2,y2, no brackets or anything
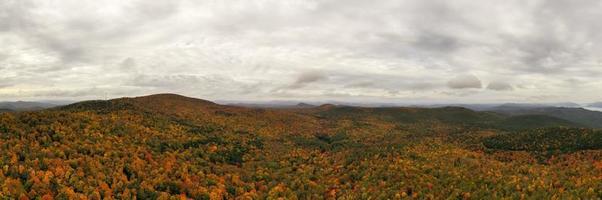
494,115,581,130
0,94,600,199
317,105,580,131
489,106,602,128
484,127,602,152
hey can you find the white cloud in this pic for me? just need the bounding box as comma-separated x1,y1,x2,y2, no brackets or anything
1,0,602,103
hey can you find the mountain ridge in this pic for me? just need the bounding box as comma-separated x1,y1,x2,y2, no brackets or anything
487,106,602,128
55,93,590,131
0,101,57,111
588,102,602,108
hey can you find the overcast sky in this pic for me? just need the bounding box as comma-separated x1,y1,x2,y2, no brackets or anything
1,0,602,103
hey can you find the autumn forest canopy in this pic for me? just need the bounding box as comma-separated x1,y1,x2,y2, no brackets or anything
0,93,600,199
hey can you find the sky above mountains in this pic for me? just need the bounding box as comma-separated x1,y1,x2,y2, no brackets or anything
1,0,602,103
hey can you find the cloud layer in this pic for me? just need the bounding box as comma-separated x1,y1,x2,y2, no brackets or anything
1,0,602,103
448,75,482,89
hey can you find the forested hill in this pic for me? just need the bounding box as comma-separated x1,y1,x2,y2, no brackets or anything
487,105,602,128
58,94,221,113
58,94,583,131
0,94,600,199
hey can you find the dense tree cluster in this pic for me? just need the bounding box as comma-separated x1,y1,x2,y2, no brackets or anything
0,94,600,199
484,127,602,152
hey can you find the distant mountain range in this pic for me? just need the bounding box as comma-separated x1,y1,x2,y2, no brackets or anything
196,100,602,129
50,93,587,132
229,102,317,109
225,101,595,110
480,105,602,128
588,102,602,108
2,97,602,129
0,101,58,111
407,102,602,129
496,102,582,108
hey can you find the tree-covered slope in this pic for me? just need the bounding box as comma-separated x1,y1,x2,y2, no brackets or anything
0,94,600,199
493,115,581,131
483,127,602,152
490,106,602,128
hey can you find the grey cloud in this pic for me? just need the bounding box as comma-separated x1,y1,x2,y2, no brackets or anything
128,74,261,98
2,0,182,67
0,0,35,32
505,35,583,74
563,78,590,87
131,0,180,19
487,81,513,91
0,76,17,89
287,71,329,89
412,31,464,54
0,84,11,89
43,39,90,63
120,57,137,72
0,87,141,99
343,79,437,91
0,1,89,65
344,81,374,88
439,90,480,97
2,0,602,102
27,87,144,99
32,88,109,98
295,71,328,84
447,75,482,89
494,0,602,75
315,70,442,92
407,82,436,90
413,32,460,54
129,74,214,88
